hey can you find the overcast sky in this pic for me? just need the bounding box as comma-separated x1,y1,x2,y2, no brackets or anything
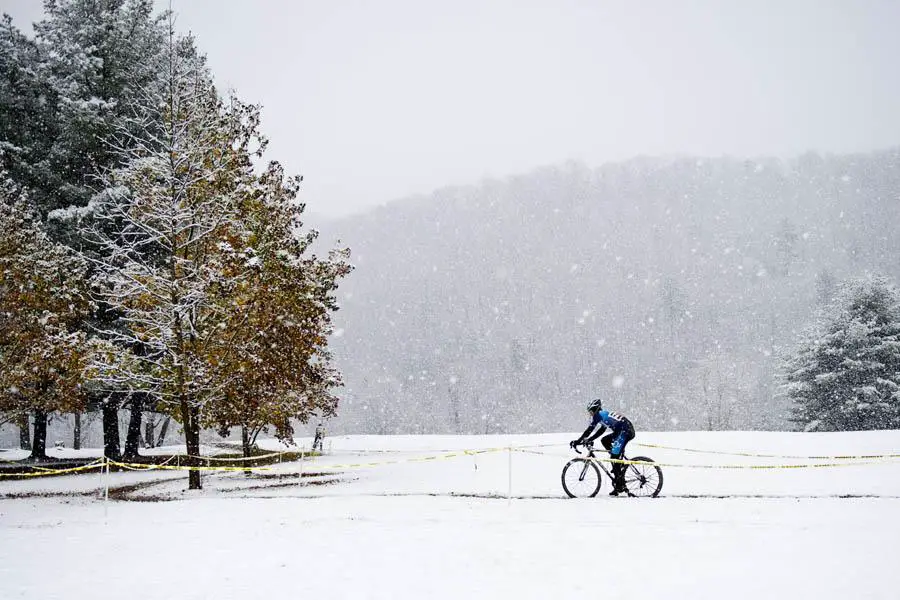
4,0,900,217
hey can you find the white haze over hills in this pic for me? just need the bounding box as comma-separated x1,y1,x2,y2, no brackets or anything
317,149,900,436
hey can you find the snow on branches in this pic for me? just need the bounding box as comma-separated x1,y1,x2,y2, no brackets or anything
0,4,351,475
782,275,900,431
0,179,92,458
84,22,351,484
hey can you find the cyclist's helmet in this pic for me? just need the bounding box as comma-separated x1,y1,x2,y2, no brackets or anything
586,398,603,413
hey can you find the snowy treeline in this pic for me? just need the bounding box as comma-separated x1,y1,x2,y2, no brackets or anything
320,153,900,434
0,1,350,487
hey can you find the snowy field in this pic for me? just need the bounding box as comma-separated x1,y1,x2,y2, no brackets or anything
2,431,900,599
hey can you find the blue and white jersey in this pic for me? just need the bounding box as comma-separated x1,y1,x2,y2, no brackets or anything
590,410,631,433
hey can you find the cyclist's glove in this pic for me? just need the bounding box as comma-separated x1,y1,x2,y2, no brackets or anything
569,439,581,449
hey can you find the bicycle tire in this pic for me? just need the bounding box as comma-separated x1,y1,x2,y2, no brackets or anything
561,458,602,498
622,456,663,498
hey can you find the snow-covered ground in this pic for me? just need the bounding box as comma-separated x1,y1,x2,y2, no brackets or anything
2,431,899,599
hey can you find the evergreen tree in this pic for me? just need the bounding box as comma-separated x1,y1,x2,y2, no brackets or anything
783,276,900,431
0,15,58,201
33,0,167,217
1,1,167,218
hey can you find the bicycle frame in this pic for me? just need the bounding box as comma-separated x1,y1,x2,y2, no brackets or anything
574,443,625,479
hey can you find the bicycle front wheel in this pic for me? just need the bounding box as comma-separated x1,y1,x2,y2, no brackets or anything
622,456,663,498
561,458,602,498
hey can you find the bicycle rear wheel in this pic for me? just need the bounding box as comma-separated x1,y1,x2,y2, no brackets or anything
622,456,663,498
561,458,602,498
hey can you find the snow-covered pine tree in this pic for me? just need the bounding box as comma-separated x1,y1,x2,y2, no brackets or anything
203,160,352,459
0,178,92,459
783,275,900,431
84,18,279,488
31,0,167,218
0,15,58,202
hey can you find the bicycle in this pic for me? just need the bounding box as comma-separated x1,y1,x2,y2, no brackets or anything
561,441,664,498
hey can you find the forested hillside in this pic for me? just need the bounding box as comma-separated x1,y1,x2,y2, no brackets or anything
321,150,900,434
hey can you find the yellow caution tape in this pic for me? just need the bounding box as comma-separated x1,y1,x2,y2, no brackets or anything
283,445,900,471
337,442,560,454
308,448,503,471
0,452,284,479
5,442,899,479
184,451,293,463
606,456,900,470
0,455,175,478
107,459,272,473
514,447,900,469
0,459,106,478
634,442,900,461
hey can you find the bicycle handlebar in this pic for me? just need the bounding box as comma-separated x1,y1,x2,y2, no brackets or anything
572,441,595,455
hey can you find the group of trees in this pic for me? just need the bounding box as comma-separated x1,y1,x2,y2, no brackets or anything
1,4,893,462
0,0,350,488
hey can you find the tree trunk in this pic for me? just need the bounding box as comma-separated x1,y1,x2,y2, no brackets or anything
241,425,252,476
102,397,121,459
181,400,201,490
17,413,31,451
156,416,170,447
123,396,144,459
73,412,82,450
144,413,156,448
30,409,48,460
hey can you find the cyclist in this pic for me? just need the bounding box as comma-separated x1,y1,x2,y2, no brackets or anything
570,398,636,496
